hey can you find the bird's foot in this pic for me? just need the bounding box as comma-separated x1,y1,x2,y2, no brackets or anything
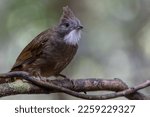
32,75,47,82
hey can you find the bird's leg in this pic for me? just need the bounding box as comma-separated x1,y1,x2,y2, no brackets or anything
31,70,47,82
58,74,69,79
35,73,47,82
58,73,75,88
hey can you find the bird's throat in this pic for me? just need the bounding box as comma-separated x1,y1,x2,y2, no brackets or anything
64,30,81,45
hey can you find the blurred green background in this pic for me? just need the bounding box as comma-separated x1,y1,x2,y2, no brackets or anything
0,0,150,99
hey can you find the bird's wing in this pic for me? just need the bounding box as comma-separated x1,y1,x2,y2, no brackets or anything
11,29,50,70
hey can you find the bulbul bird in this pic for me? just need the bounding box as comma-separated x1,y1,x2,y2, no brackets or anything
10,6,83,80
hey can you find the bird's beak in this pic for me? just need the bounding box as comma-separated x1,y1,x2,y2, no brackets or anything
76,25,83,30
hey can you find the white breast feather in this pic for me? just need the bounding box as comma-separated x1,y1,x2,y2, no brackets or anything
64,30,81,45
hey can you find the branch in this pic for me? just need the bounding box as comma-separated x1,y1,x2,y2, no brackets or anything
0,71,149,100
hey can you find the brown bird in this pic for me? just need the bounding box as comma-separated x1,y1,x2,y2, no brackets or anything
10,6,83,80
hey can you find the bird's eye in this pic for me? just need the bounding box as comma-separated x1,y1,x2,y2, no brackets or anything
64,23,69,28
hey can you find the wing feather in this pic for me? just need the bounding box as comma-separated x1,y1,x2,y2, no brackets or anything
11,29,50,70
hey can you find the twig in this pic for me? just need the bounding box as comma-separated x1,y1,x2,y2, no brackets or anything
0,71,149,99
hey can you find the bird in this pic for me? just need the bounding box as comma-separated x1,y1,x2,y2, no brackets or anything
10,6,83,81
